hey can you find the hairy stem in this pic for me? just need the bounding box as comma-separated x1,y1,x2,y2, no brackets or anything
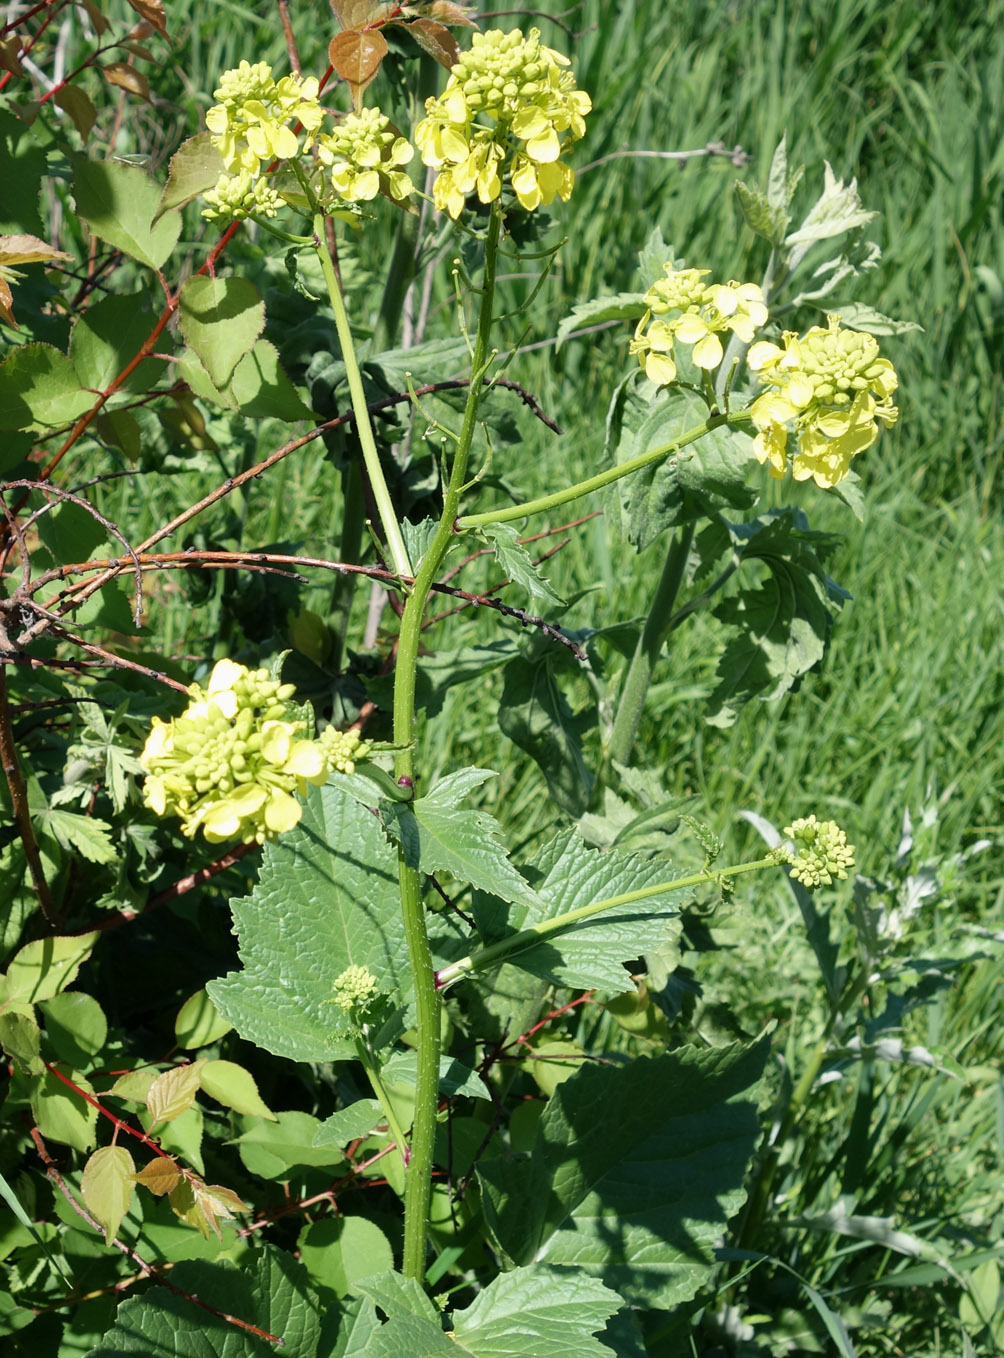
393,202,503,1280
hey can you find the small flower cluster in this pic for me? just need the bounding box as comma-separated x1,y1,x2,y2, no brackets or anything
203,60,414,222
140,659,370,844
748,316,898,488
330,964,380,1016
414,27,591,218
783,815,856,889
630,265,768,386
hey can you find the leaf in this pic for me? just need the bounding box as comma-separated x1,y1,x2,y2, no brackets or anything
313,1099,384,1147
5,931,99,1005
198,1060,276,1120
68,291,167,394
449,1264,624,1357
0,35,25,77
472,829,684,992
100,62,151,102
28,1066,99,1151
0,343,94,431
126,0,167,33
705,510,847,726
81,1146,135,1244
146,1060,207,1124
178,276,265,389
385,768,540,908
71,155,181,270
555,293,646,349
498,641,594,818
380,1050,485,1098
606,380,757,551
234,1111,348,1179
39,991,107,1067
0,1010,43,1074
175,988,233,1050
735,181,787,245
826,302,923,336
86,1245,321,1356
784,161,876,272
40,808,117,864
299,1216,394,1300
0,232,72,269
157,133,226,220
478,1038,770,1307
131,1157,182,1196
182,340,314,420
329,29,388,103
406,18,461,69
480,523,564,605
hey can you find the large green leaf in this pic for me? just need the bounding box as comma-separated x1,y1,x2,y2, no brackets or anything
385,769,540,908
449,1265,624,1357
85,1245,321,1356
472,829,683,992
71,156,181,270
706,510,848,726
178,276,265,389
0,343,93,430
69,292,168,395
605,379,758,550
208,780,410,1062
478,1038,769,1307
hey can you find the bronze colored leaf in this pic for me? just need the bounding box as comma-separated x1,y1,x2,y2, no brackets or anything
82,0,110,35
0,36,24,77
132,1155,182,1196
328,28,388,105
125,0,167,34
100,63,151,103
406,17,460,69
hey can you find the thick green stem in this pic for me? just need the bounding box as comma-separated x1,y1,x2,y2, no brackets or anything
312,212,412,579
393,203,503,1280
457,409,752,530
606,521,696,768
436,856,778,990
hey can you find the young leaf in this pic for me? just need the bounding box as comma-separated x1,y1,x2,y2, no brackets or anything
329,29,388,104
385,768,541,908
178,276,265,390
478,1038,770,1307
472,828,684,992
131,1156,182,1197
407,18,462,69
81,1146,135,1244
146,1060,206,1124
100,63,151,103
39,808,117,864
72,156,181,270
480,523,564,606
198,1060,276,1120
208,780,412,1063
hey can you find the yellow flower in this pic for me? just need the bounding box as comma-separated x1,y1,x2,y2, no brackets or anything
206,60,323,178
630,265,768,382
317,108,415,205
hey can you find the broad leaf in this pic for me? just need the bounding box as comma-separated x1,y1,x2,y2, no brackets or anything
0,343,93,431
178,276,265,389
606,379,757,550
157,132,225,219
208,780,411,1062
86,1245,321,1356
472,829,684,991
147,1060,206,1124
385,768,540,908
72,156,181,270
450,1264,624,1357
706,510,848,726
81,1146,135,1245
313,1099,384,1147
69,292,167,395
299,1216,394,1300
556,293,646,349
478,1038,770,1307
27,1066,99,1151
5,931,99,1005
199,1060,276,1120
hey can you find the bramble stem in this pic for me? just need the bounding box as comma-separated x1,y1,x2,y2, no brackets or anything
393,202,503,1280
456,409,752,529
312,212,412,579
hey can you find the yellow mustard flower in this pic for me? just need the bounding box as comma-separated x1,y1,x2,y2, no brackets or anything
630,265,768,384
206,60,324,178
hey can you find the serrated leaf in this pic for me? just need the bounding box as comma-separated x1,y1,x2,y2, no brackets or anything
157,133,225,220
5,931,98,1004
175,988,233,1049
472,829,684,991
498,642,593,817
0,232,72,269
81,1146,135,1244
556,293,646,349
208,780,411,1063
108,1067,157,1102
705,510,847,726
178,276,265,389
478,1039,770,1307
87,1246,320,1355
481,523,563,605
606,380,757,550
146,1060,206,1124
381,1050,485,1098
784,161,876,273
0,342,93,431
637,225,678,286
69,291,167,394
126,0,166,33
329,28,388,103
72,156,181,270
40,808,117,863
199,1060,276,1120
386,768,541,908
450,1264,623,1357
735,181,787,245
231,339,313,419
826,302,923,336
29,1066,99,1151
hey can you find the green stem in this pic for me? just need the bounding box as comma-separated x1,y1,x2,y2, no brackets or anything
457,409,752,530
393,202,503,1280
354,1036,410,1172
328,460,365,674
436,856,778,990
312,212,412,579
606,521,695,768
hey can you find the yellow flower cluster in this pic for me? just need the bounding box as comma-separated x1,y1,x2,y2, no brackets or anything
783,815,856,889
203,61,414,220
630,265,768,386
748,317,898,488
414,27,591,218
140,660,370,844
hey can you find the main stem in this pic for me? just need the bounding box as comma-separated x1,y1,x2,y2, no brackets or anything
606,520,695,768
312,212,413,580
394,203,502,1280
